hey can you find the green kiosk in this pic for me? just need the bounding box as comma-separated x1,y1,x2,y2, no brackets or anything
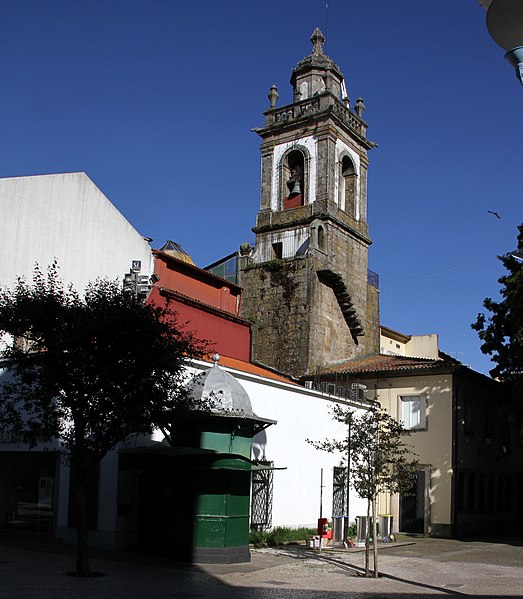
127,355,276,563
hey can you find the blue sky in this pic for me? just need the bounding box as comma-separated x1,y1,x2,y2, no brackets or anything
1,1,521,376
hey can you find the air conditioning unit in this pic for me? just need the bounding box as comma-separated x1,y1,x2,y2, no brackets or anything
350,383,367,401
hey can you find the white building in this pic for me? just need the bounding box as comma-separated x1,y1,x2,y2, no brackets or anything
0,171,153,542
0,172,153,293
191,358,368,530
0,172,370,552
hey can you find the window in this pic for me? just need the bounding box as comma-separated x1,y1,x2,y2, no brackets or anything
339,155,357,217
272,242,283,259
400,395,426,430
462,396,474,434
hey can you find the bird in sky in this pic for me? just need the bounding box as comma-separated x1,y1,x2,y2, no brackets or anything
487,210,501,219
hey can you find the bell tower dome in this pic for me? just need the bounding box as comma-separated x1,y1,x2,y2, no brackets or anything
238,29,380,378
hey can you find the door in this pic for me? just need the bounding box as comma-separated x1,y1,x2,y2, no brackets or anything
400,470,426,533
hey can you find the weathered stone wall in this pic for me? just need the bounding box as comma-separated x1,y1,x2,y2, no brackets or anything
365,280,381,356
239,257,310,376
305,217,376,372
239,213,380,378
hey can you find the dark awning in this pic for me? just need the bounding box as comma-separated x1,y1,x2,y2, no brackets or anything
119,444,284,472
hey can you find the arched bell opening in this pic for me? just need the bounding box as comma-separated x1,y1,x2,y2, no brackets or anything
281,149,305,210
339,155,358,218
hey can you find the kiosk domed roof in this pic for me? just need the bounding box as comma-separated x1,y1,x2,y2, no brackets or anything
189,354,253,415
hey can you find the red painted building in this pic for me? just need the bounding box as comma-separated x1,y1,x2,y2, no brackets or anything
148,247,251,362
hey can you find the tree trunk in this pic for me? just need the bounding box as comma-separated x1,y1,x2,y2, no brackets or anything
73,466,90,576
364,498,370,576
372,496,379,578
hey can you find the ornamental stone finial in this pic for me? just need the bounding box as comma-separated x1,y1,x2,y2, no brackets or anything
311,28,325,55
268,84,279,108
355,97,366,118
212,353,221,366
240,242,252,256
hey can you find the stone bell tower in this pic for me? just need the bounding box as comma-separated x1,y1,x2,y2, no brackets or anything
238,28,380,378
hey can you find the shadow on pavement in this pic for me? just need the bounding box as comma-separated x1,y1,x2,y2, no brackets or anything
1,531,522,599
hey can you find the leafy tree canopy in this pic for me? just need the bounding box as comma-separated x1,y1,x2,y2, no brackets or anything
0,262,207,458
0,263,207,575
310,403,418,501
472,223,523,429
309,402,418,577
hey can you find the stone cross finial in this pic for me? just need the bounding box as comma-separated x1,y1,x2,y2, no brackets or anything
311,28,325,55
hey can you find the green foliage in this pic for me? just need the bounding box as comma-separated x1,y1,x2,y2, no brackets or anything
472,223,523,433
0,262,207,574
310,403,419,500
249,526,316,547
0,262,207,456
249,529,270,547
308,402,418,577
263,259,285,272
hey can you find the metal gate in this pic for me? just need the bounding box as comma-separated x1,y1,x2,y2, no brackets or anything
250,462,274,530
332,466,348,517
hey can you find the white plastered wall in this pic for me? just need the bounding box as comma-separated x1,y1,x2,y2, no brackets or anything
271,136,317,211
217,367,369,528
254,228,310,263
367,374,454,533
0,172,153,293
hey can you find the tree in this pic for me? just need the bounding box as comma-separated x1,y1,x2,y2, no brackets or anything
472,223,523,436
0,263,207,576
309,403,418,578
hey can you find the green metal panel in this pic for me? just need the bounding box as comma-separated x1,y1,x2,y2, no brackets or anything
226,515,250,546
193,514,250,548
193,469,251,549
194,516,227,548
227,492,250,517
199,419,254,459
200,430,232,454
231,434,253,458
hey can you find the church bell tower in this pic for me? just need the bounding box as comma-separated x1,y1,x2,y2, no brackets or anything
238,29,380,377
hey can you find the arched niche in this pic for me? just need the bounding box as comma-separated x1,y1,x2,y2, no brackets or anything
317,225,325,250
279,147,309,210
338,154,358,218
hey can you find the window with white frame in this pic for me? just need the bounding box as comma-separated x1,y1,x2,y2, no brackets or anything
399,395,427,430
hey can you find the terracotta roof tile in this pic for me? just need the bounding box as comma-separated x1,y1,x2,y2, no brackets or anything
203,355,297,385
318,353,459,376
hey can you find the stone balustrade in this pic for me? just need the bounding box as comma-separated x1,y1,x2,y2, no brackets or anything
265,93,366,138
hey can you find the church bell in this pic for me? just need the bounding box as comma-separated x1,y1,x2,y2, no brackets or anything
289,180,301,196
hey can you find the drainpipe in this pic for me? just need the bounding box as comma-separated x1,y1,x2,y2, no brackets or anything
451,375,463,539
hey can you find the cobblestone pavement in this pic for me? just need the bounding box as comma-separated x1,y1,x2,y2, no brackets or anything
0,533,521,598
